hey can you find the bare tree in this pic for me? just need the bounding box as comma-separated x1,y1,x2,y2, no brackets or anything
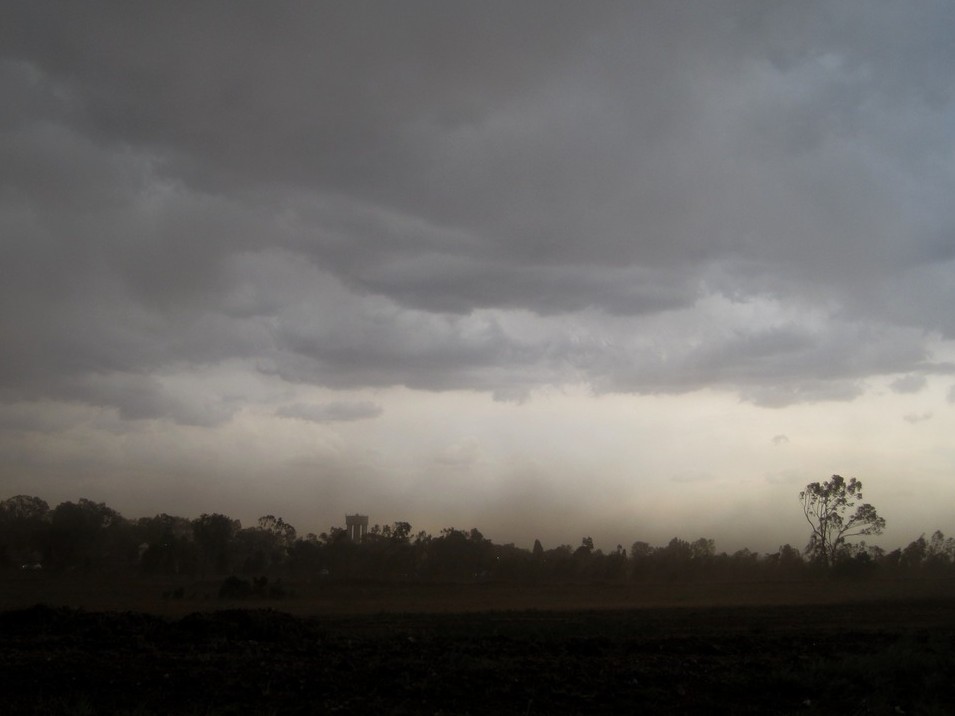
800,475,886,567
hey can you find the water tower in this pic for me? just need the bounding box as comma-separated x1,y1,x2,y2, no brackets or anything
345,514,368,542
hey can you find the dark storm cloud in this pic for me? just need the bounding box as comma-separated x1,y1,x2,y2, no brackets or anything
2,2,955,417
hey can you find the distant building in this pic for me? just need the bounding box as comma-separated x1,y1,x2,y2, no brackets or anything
345,514,368,542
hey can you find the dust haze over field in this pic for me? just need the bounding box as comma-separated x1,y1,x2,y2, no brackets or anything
2,2,955,550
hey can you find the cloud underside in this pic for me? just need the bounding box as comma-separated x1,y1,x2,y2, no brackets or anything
1,2,955,424
276,401,383,424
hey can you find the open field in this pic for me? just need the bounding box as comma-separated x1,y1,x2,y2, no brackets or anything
4,572,955,615
2,576,954,714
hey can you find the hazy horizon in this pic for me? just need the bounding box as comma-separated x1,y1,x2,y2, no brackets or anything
2,3,954,555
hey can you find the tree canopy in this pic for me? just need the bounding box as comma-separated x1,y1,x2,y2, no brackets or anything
800,475,886,567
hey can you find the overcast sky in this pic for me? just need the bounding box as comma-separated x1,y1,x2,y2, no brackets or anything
2,2,954,552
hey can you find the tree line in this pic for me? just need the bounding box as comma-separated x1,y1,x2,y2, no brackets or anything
1,477,953,583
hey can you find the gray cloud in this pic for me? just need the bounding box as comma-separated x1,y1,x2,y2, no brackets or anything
903,412,933,425
68,373,239,428
890,374,928,394
1,1,954,418
771,435,789,446
0,402,88,434
276,401,383,424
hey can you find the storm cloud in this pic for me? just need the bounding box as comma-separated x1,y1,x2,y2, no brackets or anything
3,2,953,412
2,3,955,545
276,401,383,424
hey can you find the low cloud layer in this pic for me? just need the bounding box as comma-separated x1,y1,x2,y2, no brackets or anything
891,375,928,394
3,2,954,421
276,401,383,424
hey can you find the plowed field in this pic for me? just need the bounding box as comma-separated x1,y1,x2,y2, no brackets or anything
2,598,954,715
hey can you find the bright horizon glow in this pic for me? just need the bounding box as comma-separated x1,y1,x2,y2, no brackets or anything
3,374,952,554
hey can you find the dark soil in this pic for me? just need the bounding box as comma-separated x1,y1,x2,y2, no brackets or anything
2,600,954,715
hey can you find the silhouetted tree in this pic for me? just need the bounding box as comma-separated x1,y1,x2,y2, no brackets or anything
655,538,694,580
603,544,629,581
192,513,241,575
421,527,493,580
0,494,50,521
16,489,955,585
0,495,50,567
885,532,954,576
138,513,196,575
629,541,654,580
925,530,955,573
575,536,594,557
233,515,298,573
257,515,297,547
542,544,574,580
800,475,886,567
390,521,412,543
46,499,129,569
901,534,927,572
766,544,805,578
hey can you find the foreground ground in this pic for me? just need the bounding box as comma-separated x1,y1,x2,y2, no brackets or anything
1,577,954,714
